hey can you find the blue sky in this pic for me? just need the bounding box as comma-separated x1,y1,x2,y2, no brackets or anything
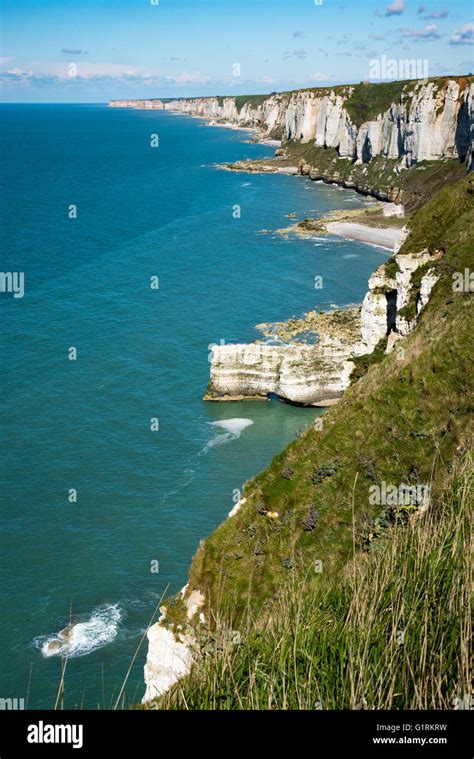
0,0,472,102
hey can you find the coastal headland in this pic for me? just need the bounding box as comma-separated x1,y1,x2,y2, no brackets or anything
110,77,473,705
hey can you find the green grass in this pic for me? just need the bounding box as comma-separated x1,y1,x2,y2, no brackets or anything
383,256,400,279
349,337,388,383
234,94,270,111
402,172,474,255
142,173,473,712
157,174,473,631
277,141,467,211
398,159,467,213
214,94,273,110
149,454,472,710
344,81,412,127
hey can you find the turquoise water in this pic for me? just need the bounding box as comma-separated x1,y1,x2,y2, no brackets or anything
0,105,389,708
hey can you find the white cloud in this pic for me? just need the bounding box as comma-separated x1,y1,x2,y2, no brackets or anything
5,67,32,77
309,72,330,82
167,71,211,85
399,23,441,39
424,10,448,19
385,0,406,16
22,61,146,78
449,23,474,46
282,49,308,60
0,60,213,86
0,63,219,91
61,48,88,55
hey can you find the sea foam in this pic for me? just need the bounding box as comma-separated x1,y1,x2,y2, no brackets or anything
37,604,122,659
203,418,254,451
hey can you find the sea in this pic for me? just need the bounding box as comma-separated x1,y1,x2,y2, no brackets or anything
0,103,390,708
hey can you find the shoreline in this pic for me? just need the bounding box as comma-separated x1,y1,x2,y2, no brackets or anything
195,117,408,252
274,199,407,252
142,108,413,701
325,221,407,251
105,84,473,710
142,115,382,700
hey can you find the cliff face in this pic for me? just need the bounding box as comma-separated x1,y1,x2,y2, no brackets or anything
109,99,164,109
205,244,441,406
360,251,440,352
164,78,473,168
204,339,359,406
142,585,202,702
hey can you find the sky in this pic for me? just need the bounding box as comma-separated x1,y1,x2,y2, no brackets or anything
0,0,472,102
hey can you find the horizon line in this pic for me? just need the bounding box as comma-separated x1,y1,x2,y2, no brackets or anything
1,71,472,105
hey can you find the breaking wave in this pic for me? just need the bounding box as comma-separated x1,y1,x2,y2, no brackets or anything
36,604,123,659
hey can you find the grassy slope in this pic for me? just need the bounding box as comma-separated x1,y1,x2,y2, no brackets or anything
156,453,471,710
279,141,466,212
341,77,471,127
162,175,473,638
143,175,473,711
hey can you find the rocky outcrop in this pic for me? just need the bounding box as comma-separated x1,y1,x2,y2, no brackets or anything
206,245,441,405
360,250,441,351
465,85,474,171
360,268,398,353
416,270,439,316
143,622,193,702
204,338,361,406
142,584,205,703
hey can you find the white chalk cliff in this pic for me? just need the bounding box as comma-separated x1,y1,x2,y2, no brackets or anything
164,78,474,168
360,251,440,351
205,245,440,406
109,99,164,109
143,586,205,703
204,339,360,406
